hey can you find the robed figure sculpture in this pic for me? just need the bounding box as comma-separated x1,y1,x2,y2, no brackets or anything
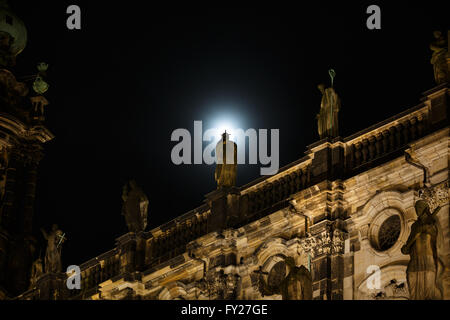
121,180,149,233
41,224,65,274
430,31,449,85
401,200,443,299
215,131,237,189
29,257,43,288
317,70,341,139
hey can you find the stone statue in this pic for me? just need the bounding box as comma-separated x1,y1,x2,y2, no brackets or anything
29,257,43,288
430,31,449,85
215,132,237,188
41,224,65,274
401,200,443,299
279,257,313,300
121,180,149,233
257,256,312,300
317,70,341,139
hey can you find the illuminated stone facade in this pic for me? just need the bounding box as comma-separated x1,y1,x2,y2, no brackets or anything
13,82,449,300
1,3,448,300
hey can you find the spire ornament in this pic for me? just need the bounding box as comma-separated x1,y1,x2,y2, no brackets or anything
30,62,50,121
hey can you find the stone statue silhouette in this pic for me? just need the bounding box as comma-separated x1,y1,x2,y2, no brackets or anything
29,256,43,288
257,256,312,300
121,180,149,233
41,224,65,274
430,31,449,85
317,70,340,139
401,200,444,299
215,132,237,189
279,257,313,300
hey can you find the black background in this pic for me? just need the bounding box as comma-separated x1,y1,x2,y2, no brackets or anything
8,1,449,267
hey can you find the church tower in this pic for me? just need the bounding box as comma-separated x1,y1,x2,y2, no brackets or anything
0,1,54,298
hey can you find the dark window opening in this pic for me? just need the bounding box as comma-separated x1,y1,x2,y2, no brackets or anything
5,15,13,25
378,215,401,251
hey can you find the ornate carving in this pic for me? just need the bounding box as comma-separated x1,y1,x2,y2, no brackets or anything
202,269,241,299
299,228,345,257
383,279,408,299
366,279,409,300
419,181,449,212
332,229,345,254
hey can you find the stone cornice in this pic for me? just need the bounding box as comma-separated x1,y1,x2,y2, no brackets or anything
0,112,54,146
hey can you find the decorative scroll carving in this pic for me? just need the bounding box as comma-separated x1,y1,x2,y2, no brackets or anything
419,181,449,212
332,229,345,254
202,270,241,299
366,279,409,300
299,228,345,257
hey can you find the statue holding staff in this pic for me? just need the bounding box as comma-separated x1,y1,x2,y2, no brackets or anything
41,224,65,274
317,69,341,139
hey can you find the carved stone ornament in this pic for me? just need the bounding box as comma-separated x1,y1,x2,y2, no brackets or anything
419,181,449,212
299,229,345,257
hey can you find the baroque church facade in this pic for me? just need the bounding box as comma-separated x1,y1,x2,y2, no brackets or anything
0,3,449,300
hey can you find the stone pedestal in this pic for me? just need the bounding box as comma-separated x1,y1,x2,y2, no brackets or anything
205,187,240,233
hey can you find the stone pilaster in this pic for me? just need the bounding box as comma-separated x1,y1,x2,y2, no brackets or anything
116,232,137,274
205,187,240,233
35,272,68,300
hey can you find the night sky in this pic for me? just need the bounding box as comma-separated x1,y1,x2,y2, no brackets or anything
9,1,449,267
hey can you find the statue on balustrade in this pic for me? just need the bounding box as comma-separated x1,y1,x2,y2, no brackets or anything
430,31,449,85
121,179,149,233
215,131,237,189
317,69,341,139
401,200,444,299
41,224,65,273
